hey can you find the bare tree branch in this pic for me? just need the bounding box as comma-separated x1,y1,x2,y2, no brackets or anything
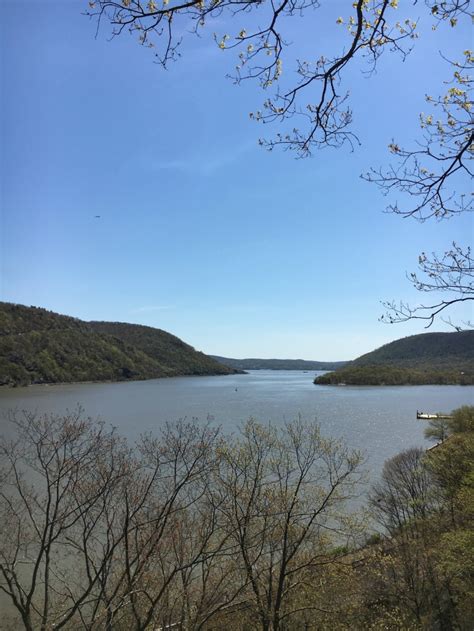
381,242,473,328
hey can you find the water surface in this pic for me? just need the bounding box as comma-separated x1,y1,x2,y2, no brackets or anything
1,371,472,478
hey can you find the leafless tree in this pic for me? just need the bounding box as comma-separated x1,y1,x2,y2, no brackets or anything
370,42,473,328
380,242,473,328
365,43,472,222
0,411,366,630
213,418,364,631
369,447,435,535
369,450,429,623
0,408,129,630
0,410,225,630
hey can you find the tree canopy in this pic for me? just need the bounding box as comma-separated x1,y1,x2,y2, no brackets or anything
0,302,239,386
313,329,474,385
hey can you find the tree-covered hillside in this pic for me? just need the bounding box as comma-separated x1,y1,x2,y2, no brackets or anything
211,356,347,371
352,331,474,367
0,303,238,386
315,331,474,386
90,322,243,376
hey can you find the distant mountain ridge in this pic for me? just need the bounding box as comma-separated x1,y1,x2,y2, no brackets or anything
211,356,347,371
0,303,240,386
315,331,474,385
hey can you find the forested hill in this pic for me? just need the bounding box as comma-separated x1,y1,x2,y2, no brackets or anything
315,331,474,385
211,356,347,371
89,321,238,377
0,303,239,386
352,331,473,367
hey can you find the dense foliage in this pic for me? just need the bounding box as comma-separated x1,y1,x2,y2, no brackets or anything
89,321,242,377
352,332,474,368
315,365,474,386
0,302,238,386
315,331,474,385
211,356,347,371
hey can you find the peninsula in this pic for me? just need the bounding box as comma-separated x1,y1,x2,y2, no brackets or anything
314,331,474,386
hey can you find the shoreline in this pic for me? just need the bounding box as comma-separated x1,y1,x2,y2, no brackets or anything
0,370,246,391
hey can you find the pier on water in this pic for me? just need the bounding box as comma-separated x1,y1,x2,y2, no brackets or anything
416,411,453,420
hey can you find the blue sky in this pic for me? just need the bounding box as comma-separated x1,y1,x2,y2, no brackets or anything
1,0,472,360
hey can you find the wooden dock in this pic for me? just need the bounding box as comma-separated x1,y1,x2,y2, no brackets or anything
416,411,453,420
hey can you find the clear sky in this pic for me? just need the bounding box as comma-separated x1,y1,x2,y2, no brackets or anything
1,0,472,360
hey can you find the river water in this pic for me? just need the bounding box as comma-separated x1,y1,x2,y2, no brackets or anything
1,371,473,624
1,370,473,479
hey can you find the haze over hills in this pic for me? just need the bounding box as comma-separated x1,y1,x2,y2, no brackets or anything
0,303,240,386
315,331,474,385
211,356,347,371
